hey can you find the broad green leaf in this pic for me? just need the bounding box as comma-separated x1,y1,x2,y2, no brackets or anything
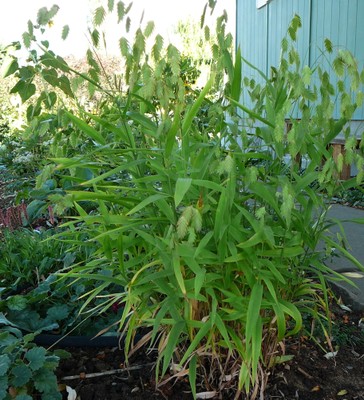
0,376,8,400
0,355,11,375
182,73,214,136
14,395,32,400
229,97,275,128
237,232,262,249
47,305,69,321
11,364,31,387
180,319,211,365
1,57,18,78
174,178,192,208
189,354,197,400
58,75,74,98
165,107,181,158
37,7,50,25
250,316,263,383
7,295,28,311
126,193,168,216
192,179,223,192
126,111,157,133
279,300,302,336
245,282,263,344
256,246,304,258
25,347,46,371
162,320,185,375
172,251,186,295
231,46,242,102
33,367,59,394
64,111,106,145
272,303,286,341
249,182,281,217
10,80,36,103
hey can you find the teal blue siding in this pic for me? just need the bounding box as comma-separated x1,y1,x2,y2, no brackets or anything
236,0,364,120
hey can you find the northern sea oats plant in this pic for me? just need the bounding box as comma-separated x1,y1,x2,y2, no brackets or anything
2,3,364,399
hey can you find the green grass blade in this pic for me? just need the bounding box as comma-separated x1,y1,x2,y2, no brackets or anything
64,110,106,145
174,178,192,208
189,354,197,400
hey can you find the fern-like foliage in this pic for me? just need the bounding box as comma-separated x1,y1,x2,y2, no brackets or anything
333,56,345,77
94,6,106,27
91,29,100,48
324,38,333,54
152,35,164,62
119,37,129,57
144,21,155,38
108,0,115,12
288,14,301,41
117,1,125,23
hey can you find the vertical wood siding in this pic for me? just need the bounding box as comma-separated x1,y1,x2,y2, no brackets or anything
236,0,364,119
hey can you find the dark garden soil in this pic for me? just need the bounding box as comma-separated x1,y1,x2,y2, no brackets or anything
56,307,364,400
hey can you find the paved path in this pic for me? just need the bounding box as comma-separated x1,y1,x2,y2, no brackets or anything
324,204,364,311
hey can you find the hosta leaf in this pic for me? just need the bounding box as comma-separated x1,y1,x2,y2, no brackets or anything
11,364,32,387
25,347,46,371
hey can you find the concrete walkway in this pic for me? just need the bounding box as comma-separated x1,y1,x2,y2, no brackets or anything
324,204,364,311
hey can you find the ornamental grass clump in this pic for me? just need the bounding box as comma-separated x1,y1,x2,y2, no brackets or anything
3,3,364,399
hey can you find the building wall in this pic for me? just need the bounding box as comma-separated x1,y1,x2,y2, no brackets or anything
236,0,364,120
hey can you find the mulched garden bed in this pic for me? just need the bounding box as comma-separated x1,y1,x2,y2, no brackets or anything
55,308,364,400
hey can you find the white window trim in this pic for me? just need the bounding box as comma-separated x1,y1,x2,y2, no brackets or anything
256,0,269,9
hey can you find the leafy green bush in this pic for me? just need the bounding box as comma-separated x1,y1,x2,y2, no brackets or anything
0,315,65,400
3,4,364,400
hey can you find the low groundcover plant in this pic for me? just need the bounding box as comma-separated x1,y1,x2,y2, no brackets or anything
1,2,364,399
